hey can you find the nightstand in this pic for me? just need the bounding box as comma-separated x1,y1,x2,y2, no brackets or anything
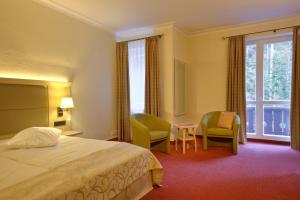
62,130,83,137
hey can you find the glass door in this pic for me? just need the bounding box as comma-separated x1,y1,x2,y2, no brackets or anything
246,34,292,141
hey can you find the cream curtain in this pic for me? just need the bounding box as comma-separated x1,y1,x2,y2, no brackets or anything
291,27,300,150
226,35,247,144
145,36,160,116
116,42,131,141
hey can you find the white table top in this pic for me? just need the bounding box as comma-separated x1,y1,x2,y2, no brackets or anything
173,122,198,129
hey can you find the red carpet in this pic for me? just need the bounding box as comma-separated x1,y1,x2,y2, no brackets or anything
142,140,300,200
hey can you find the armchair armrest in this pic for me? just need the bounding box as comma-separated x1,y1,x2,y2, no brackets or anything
130,119,151,149
233,115,241,138
201,113,210,135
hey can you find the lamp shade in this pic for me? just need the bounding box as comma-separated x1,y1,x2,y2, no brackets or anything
60,97,74,109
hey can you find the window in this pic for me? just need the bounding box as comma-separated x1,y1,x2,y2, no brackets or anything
246,34,292,141
128,39,146,113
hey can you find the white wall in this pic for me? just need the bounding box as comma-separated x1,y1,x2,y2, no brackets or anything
174,28,190,63
0,0,116,140
71,32,116,140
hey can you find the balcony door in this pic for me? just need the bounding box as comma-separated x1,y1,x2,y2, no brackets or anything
246,33,292,141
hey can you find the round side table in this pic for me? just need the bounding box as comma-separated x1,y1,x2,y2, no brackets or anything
173,122,198,154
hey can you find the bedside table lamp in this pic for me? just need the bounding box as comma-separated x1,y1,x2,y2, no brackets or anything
57,97,74,117
60,97,74,109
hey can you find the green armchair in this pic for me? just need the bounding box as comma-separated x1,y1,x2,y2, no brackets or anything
131,113,170,153
201,111,240,154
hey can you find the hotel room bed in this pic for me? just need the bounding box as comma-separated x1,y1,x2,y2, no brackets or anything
0,136,163,200
0,79,163,199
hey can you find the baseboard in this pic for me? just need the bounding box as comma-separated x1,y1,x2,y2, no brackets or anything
184,135,290,146
111,135,290,145
247,138,290,145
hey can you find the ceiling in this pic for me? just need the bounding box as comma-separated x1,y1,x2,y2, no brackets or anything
36,0,300,33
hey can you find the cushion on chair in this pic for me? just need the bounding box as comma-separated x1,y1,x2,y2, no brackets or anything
206,128,233,136
149,131,169,141
217,112,236,129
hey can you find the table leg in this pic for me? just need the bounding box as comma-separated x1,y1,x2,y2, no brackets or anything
175,128,178,151
194,127,197,152
186,128,190,149
183,128,186,154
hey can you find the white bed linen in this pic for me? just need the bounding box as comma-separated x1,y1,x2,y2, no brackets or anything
0,136,163,200
0,157,46,190
0,136,118,169
0,136,118,190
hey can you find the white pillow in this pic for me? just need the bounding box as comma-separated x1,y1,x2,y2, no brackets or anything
6,127,61,149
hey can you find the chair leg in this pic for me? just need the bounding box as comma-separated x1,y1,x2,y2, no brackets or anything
203,135,208,150
166,137,170,153
233,137,238,155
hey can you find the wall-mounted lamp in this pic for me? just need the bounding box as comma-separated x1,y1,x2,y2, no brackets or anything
57,97,74,117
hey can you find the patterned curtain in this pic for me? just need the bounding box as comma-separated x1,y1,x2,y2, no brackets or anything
145,36,160,116
291,27,300,150
116,42,131,141
226,35,247,144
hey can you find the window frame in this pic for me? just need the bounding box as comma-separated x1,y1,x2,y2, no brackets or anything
246,33,292,142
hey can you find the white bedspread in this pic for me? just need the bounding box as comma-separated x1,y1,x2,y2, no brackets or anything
0,157,46,190
0,136,118,169
0,136,163,200
0,136,118,190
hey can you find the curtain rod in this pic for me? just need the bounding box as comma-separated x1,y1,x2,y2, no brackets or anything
119,34,163,43
222,25,298,40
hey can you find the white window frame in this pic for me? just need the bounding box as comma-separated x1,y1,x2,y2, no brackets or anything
246,33,292,142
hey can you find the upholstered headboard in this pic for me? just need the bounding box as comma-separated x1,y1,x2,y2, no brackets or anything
0,79,49,138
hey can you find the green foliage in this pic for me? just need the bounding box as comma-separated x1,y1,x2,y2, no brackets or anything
246,41,292,101
263,41,292,100
246,45,256,100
